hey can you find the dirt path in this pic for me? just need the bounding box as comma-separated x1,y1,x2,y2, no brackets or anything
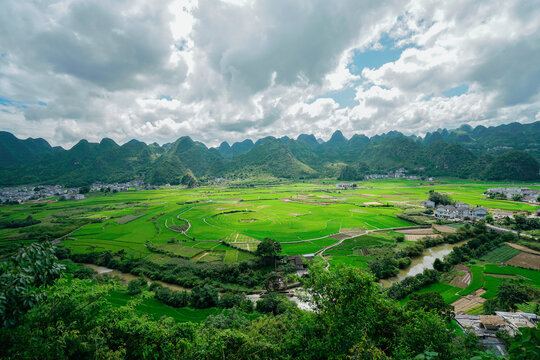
505,242,540,255
52,223,90,244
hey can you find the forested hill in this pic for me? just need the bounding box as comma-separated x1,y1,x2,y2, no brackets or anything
1,121,539,186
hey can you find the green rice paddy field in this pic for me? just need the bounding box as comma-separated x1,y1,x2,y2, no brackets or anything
1,179,538,264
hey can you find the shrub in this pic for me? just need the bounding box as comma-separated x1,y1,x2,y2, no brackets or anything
127,278,148,295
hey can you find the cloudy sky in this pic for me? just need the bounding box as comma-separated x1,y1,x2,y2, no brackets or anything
1,0,540,148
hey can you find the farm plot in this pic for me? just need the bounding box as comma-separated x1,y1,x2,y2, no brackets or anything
480,244,521,263
458,266,485,296
505,252,540,270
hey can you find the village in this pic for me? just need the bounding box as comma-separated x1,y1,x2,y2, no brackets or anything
423,200,488,221
455,311,538,355
1,180,154,204
364,168,432,181
485,187,540,203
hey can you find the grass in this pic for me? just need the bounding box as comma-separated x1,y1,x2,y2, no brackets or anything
481,276,504,299
400,282,462,305
459,265,484,296
480,244,520,263
281,242,323,255
483,264,540,285
465,304,484,315
107,290,221,323
327,254,372,268
2,179,539,267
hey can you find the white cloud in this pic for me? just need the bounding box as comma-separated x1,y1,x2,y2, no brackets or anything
0,0,539,148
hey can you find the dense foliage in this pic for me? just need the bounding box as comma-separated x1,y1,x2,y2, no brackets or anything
483,281,540,313
0,258,480,360
64,248,273,290
1,121,539,186
0,243,64,327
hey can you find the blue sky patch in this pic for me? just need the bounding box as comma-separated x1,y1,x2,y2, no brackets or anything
442,84,469,97
0,97,28,109
348,34,412,75
310,85,358,109
159,95,173,101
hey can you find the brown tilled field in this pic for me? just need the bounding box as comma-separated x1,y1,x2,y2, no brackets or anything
450,265,471,288
433,225,457,233
505,252,540,270
404,234,442,241
399,228,435,235
329,233,352,240
451,289,487,314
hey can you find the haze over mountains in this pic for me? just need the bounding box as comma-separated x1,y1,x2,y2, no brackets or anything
1,121,539,186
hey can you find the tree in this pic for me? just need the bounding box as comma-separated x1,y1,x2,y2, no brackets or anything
428,190,453,205
303,264,470,359
338,165,358,181
127,278,148,295
190,284,218,309
0,242,65,327
256,237,282,260
406,292,454,320
255,292,292,315
483,150,540,181
496,281,538,311
433,258,445,272
512,194,523,201
79,185,90,194
180,169,198,188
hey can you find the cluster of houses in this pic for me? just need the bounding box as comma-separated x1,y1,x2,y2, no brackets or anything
90,180,153,192
485,187,540,203
1,180,156,204
364,168,433,181
454,312,538,355
335,183,357,189
58,193,85,201
424,200,488,220
0,185,80,204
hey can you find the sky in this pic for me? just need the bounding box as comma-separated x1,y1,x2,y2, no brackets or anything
1,0,540,148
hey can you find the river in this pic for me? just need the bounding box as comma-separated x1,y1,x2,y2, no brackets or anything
379,240,466,287
81,263,189,292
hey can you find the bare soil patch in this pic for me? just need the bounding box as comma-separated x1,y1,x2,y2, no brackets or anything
329,233,352,240
452,289,487,314
405,234,442,241
399,228,436,235
433,225,457,233
364,201,382,205
505,252,540,270
450,265,471,288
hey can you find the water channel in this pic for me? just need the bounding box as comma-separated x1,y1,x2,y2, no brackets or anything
379,240,466,287
82,263,189,292
83,240,464,310
82,263,313,310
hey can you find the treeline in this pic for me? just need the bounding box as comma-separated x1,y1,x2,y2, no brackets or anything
0,215,40,229
1,244,482,360
386,223,515,300
2,122,540,187
4,242,537,359
60,247,278,291
368,233,455,280
146,280,293,316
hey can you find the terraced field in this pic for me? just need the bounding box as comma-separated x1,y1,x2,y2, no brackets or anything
1,179,538,265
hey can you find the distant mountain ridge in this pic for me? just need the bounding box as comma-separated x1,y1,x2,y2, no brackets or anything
1,121,539,186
